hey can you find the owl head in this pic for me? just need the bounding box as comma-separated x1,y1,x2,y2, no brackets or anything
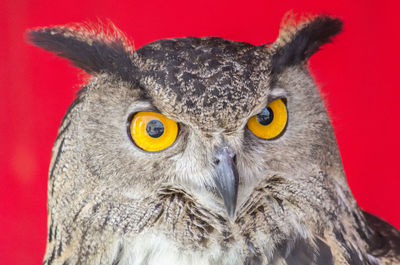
28,14,344,220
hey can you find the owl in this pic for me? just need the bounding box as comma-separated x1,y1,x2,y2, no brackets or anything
28,13,400,265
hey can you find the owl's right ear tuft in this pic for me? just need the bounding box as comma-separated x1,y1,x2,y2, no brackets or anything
26,22,139,80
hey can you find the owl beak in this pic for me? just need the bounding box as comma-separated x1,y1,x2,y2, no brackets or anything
214,145,239,218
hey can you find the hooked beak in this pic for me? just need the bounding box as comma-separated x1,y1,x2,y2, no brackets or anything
213,145,239,218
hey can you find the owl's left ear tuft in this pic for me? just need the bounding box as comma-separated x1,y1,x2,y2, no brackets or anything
26,22,139,81
270,12,343,75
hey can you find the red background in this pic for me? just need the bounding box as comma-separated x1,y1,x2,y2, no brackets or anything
1,0,399,264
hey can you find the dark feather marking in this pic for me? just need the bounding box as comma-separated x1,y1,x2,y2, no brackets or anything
273,196,284,212
352,211,369,242
48,229,52,243
314,237,334,265
57,239,63,257
59,90,85,128
122,218,131,234
49,137,65,181
281,238,315,265
271,15,343,76
72,203,86,222
186,220,195,238
76,226,90,265
111,243,124,265
149,207,164,226
346,245,365,265
244,255,262,265
279,237,334,265
100,207,111,229
216,214,227,226
53,226,58,241
163,194,175,221
55,121,71,143
48,218,54,242
339,222,346,234
245,240,264,265
333,228,346,246
92,203,100,214
47,246,56,265
62,260,70,265
333,229,366,265
27,28,139,81
363,211,400,257
134,202,164,234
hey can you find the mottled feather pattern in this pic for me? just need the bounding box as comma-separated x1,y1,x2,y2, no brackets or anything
27,13,400,265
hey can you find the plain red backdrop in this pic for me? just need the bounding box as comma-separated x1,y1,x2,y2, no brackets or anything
1,0,399,264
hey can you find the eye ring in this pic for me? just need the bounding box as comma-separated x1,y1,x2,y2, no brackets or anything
247,98,288,140
127,111,179,152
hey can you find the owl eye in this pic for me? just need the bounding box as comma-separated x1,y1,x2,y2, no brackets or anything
129,111,178,152
247,98,287,139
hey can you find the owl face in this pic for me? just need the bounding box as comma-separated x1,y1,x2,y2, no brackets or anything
45,22,343,220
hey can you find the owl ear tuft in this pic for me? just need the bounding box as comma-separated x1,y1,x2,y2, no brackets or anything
270,12,343,75
26,22,139,80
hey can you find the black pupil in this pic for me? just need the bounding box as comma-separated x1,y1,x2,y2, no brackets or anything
257,107,274,126
146,120,164,138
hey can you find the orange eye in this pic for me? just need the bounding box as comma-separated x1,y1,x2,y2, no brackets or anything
130,111,178,152
247,98,287,139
